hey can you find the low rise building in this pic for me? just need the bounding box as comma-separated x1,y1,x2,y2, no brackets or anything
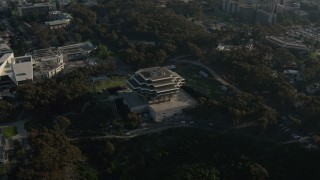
256,10,277,25
45,19,71,30
17,3,55,17
239,5,256,23
30,48,63,79
284,69,304,84
148,89,197,122
265,36,310,52
306,82,320,95
34,59,64,79
0,53,34,88
58,42,93,62
46,11,72,30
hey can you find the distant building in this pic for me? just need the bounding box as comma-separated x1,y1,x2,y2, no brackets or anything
38,59,64,79
30,48,64,79
46,11,72,30
58,42,93,62
17,3,56,17
222,0,240,13
0,134,7,164
306,82,320,95
45,19,71,30
265,36,310,51
0,0,11,16
239,5,256,23
284,69,304,84
256,10,277,25
276,2,300,13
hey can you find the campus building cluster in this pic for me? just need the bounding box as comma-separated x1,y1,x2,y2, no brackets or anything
16,0,71,30
0,40,94,90
122,67,197,122
222,0,301,24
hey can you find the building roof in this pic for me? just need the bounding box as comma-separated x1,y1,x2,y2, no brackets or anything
266,36,309,51
31,48,61,61
12,56,33,82
45,19,70,26
0,53,13,65
58,42,93,55
0,43,12,55
148,89,197,112
137,67,172,81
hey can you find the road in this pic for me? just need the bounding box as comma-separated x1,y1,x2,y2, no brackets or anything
70,118,189,141
169,58,242,93
70,116,319,151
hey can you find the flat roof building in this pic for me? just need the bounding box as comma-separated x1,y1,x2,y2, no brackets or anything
266,36,310,51
58,42,93,62
45,19,71,30
30,48,64,79
17,3,55,17
148,89,197,122
0,53,33,88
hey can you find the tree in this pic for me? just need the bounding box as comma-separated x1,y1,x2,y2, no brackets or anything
104,141,115,157
18,127,83,180
171,164,220,180
127,113,142,129
244,162,269,180
56,116,71,130
96,44,113,59
0,100,15,122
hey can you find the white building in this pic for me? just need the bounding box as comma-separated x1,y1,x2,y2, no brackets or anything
30,48,64,79
0,53,34,88
148,89,197,122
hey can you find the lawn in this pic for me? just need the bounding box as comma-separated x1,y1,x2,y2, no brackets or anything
310,52,318,59
175,65,219,98
1,126,17,138
94,76,128,93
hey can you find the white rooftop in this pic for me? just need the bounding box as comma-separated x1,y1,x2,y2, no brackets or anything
12,57,33,82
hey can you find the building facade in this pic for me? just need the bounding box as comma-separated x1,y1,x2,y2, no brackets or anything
125,67,196,122
58,42,93,62
17,3,55,17
127,67,185,103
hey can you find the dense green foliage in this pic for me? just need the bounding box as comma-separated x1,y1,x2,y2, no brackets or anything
16,69,91,116
78,128,320,180
64,0,217,67
17,127,84,180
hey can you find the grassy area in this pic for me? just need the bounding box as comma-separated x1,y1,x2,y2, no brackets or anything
1,126,17,138
175,65,219,98
94,76,128,93
310,52,318,60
